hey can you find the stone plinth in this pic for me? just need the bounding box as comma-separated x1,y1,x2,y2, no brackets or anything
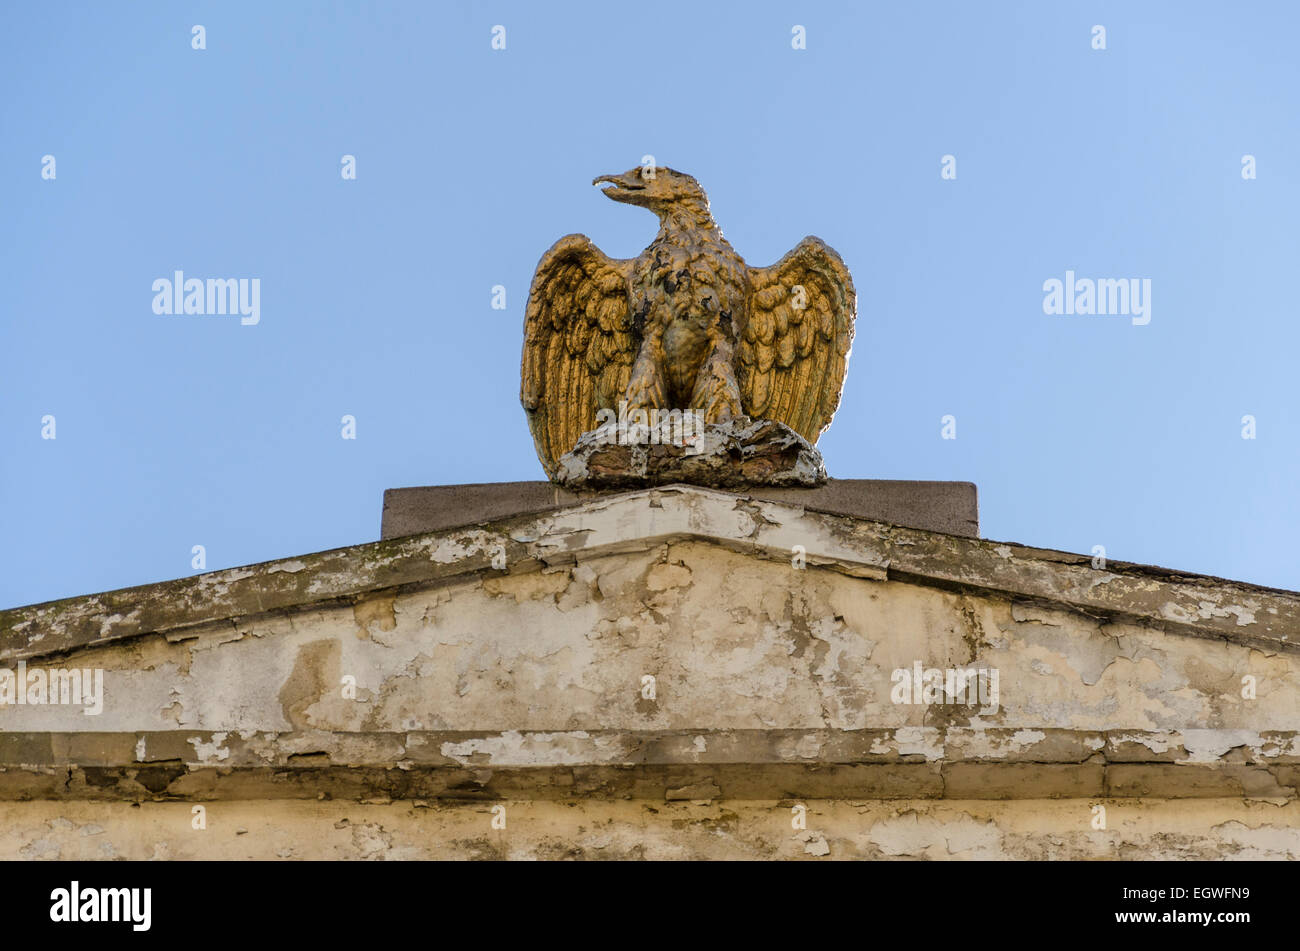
382,478,979,540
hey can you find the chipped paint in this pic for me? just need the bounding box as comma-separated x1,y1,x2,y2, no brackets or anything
187,733,230,764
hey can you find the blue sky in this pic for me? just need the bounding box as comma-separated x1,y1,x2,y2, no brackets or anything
2,0,1298,609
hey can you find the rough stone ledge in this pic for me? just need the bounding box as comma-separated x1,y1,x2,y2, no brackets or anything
3,799,1294,860
3,485,1297,660
0,729,1294,801
555,417,826,489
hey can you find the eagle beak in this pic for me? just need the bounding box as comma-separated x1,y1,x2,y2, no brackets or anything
593,172,647,204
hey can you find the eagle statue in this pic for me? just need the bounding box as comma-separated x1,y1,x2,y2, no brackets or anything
520,166,856,480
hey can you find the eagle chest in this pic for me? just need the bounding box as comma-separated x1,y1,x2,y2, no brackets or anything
632,244,748,343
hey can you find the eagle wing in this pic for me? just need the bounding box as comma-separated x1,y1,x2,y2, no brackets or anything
520,234,637,478
739,237,855,443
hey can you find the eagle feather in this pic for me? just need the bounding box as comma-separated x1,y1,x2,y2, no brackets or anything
521,234,635,477
740,237,855,444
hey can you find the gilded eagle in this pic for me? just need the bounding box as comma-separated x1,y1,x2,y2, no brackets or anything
520,167,856,479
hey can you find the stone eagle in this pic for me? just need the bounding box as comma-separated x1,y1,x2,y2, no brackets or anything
521,167,855,479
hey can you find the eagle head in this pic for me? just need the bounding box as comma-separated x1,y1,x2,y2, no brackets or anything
592,166,708,212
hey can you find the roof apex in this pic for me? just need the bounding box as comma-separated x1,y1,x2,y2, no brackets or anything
2,484,1295,661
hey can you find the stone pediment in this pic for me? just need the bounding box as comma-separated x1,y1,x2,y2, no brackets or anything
2,486,1296,782
3,484,1293,658
0,485,1296,858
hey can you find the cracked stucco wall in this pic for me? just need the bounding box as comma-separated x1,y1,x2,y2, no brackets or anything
2,541,1294,736
1,484,1297,858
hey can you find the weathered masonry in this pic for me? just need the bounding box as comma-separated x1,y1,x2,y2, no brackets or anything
0,484,1296,859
